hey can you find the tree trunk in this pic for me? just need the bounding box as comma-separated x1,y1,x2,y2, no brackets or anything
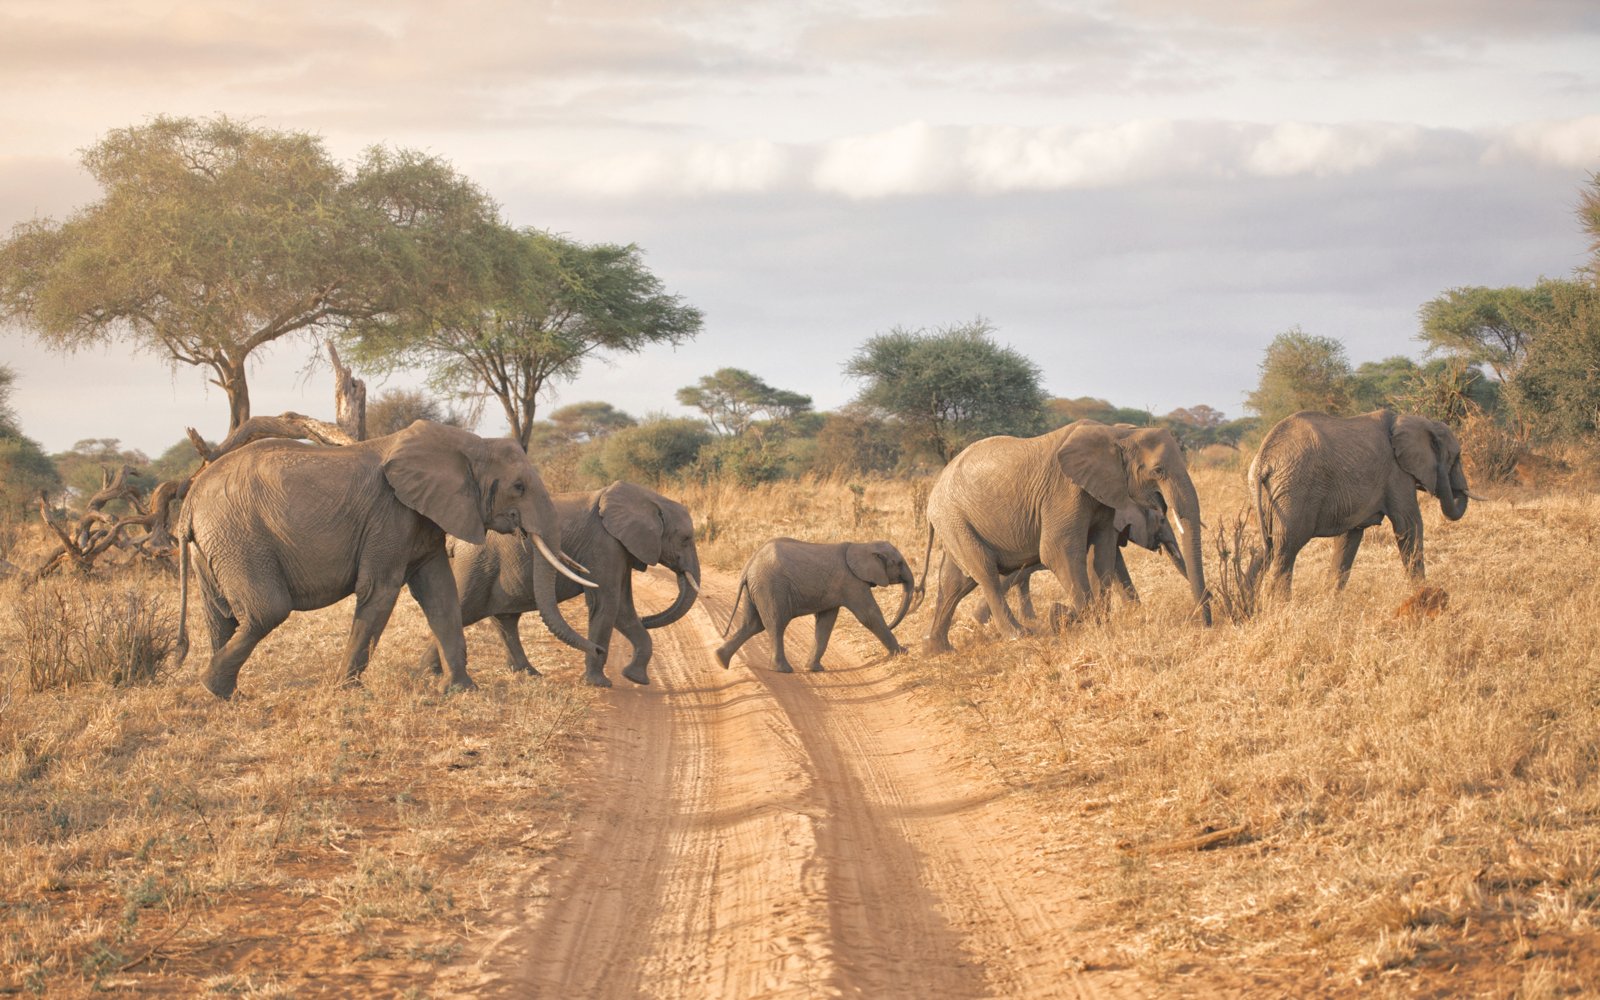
328,342,367,441
222,361,251,434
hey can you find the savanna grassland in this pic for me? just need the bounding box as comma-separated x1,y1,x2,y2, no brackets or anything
678,460,1600,995
3,458,1600,996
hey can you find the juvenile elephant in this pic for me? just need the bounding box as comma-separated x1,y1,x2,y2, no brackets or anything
715,538,915,673
973,502,1187,624
1249,409,1477,597
175,420,601,698
421,480,700,688
921,420,1210,652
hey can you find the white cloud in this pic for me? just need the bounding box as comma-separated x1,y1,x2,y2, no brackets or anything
1488,116,1600,170
811,121,960,199
1243,122,1423,178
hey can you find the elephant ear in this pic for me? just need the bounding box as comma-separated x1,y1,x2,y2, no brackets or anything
1057,424,1135,510
1391,416,1439,492
380,421,487,544
598,481,665,565
846,543,895,586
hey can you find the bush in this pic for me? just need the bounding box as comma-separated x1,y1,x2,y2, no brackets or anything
595,417,711,485
11,580,177,691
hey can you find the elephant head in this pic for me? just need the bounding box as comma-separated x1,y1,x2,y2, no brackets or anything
846,541,916,631
1117,501,1187,578
596,480,702,628
1392,416,1471,522
1058,422,1211,625
379,420,601,657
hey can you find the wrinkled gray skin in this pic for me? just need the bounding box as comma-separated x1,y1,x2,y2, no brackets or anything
1250,409,1472,597
716,538,915,673
973,503,1187,624
174,420,601,699
920,420,1211,653
421,480,700,688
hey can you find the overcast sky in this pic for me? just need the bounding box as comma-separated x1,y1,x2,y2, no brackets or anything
3,0,1599,455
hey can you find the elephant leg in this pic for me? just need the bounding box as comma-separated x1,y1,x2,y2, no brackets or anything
1330,528,1365,590
845,589,906,660
946,527,1023,641
769,612,798,674
403,555,472,692
202,598,290,700
715,608,765,668
1015,569,1038,620
1389,511,1425,581
615,598,653,687
1266,532,1307,600
806,608,840,672
1113,551,1140,604
419,606,492,676
582,595,617,689
926,554,978,654
1039,532,1095,619
490,614,540,676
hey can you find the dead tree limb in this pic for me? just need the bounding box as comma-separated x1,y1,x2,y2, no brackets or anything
328,341,367,442
187,412,357,466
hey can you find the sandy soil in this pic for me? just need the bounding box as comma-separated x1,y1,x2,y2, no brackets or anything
438,569,1154,999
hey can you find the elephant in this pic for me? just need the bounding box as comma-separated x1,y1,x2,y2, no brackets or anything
972,501,1187,624
919,420,1211,653
1249,409,1477,597
715,538,915,673
173,420,602,699
420,480,701,688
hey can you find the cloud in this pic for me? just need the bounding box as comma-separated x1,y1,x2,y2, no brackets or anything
541,117,1595,200
1487,116,1600,171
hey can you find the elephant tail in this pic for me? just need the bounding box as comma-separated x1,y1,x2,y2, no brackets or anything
172,506,193,667
913,520,936,604
721,576,749,638
1249,455,1276,559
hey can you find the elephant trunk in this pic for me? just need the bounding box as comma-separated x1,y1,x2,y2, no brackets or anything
1437,459,1469,522
886,572,915,632
642,560,700,629
1160,532,1188,579
1166,474,1212,627
522,530,605,658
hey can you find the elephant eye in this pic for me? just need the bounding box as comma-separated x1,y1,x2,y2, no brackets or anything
510,480,525,496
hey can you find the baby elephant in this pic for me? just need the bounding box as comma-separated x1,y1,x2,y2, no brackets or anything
716,538,916,673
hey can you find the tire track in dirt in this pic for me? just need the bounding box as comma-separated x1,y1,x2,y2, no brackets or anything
453,568,1139,998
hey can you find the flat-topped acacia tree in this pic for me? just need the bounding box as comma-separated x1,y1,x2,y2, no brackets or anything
0,115,497,435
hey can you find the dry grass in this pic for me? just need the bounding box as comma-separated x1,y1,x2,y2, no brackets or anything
681,468,1600,994
0,566,593,996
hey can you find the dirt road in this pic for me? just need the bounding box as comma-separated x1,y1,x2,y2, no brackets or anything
447,570,1142,999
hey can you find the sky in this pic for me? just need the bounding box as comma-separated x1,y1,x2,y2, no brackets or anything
3,0,1599,455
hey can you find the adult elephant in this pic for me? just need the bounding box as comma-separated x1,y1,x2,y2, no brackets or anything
1249,409,1476,597
174,420,601,698
422,480,701,688
920,420,1210,652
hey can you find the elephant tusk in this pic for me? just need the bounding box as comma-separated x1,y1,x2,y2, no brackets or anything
1465,489,1487,502
687,574,701,594
1174,518,1184,536
533,534,600,588
560,550,591,575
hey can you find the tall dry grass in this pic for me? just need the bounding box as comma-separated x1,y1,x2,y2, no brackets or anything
0,569,591,996
677,465,1600,993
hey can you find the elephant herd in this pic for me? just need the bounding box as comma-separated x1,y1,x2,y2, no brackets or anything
172,409,1477,698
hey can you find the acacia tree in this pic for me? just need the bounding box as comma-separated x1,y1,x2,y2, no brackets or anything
676,368,812,436
0,116,496,434
352,226,702,452
1244,328,1354,429
0,366,61,513
1417,284,1556,382
844,319,1047,462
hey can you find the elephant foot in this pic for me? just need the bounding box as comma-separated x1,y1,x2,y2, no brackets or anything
583,672,613,688
772,662,794,674
885,643,907,658
806,661,825,672
621,664,651,686
714,646,734,669
508,662,542,677
201,672,237,700
923,637,954,656
445,675,479,694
